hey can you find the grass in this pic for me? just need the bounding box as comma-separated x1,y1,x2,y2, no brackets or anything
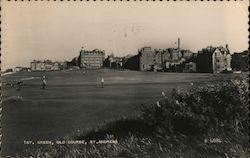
1,69,246,156
21,75,248,158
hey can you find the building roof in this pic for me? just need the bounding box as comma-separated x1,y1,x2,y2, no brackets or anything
80,49,105,55
199,46,230,55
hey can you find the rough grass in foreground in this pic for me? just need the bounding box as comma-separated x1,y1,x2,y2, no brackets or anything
22,134,249,158
21,76,249,158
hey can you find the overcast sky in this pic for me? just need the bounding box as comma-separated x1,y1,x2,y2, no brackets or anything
2,1,248,70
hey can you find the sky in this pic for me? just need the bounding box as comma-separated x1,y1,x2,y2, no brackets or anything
1,1,249,70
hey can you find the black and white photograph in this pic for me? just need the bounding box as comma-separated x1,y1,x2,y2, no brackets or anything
1,1,249,157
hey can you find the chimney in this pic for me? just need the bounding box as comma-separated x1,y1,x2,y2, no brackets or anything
178,38,181,58
225,44,230,54
178,38,180,51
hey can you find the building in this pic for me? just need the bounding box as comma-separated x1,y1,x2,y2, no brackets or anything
181,49,194,59
31,60,46,71
14,67,24,72
104,54,124,69
196,45,232,73
138,47,186,72
196,48,213,73
138,38,194,72
183,62,196,73
231,50,248,72
14,67,31,72
30,60,63,71
123,54,140,70
58,61,68,70
67,57,80,68
213,46,232,73
78,48,105,69
138,47,157,71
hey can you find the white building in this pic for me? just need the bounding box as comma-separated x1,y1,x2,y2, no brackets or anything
212,46,232,73
78,49,105,69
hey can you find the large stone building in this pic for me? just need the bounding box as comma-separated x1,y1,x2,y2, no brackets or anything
78,48,105,69
138,38,194,72
138,47,157,71
138,47,190,72
196,45,232,73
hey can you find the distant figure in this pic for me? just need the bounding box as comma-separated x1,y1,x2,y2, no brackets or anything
42,75,47,89
101,77,104,88
190,82,194,86
16,80,23,91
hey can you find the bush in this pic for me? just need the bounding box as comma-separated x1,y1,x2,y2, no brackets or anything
75,117,155,141
140,77,249,137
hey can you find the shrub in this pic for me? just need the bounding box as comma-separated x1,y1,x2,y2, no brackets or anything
75,117,155,141
140,77,249,137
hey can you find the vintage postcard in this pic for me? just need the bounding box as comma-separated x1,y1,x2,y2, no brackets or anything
1,1,249,157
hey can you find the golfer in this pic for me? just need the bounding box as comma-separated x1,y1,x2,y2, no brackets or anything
16,80,22,91
42,75,47,89
101,77,104,88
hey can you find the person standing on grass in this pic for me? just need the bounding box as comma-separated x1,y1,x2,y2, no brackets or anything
42,75,47,89
16,80,23,91
101,77,104,88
